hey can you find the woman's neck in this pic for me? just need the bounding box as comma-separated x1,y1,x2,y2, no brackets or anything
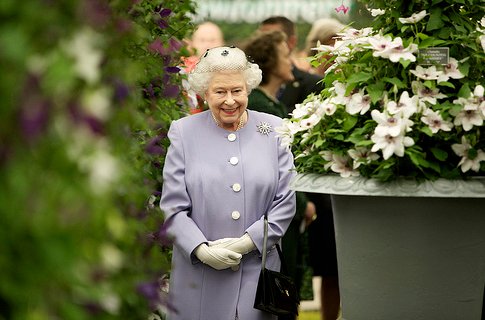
259,79,282,101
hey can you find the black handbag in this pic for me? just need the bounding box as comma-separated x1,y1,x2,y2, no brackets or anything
254,215,300,316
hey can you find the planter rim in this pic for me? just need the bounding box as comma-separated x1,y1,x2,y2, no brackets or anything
291,174,485,198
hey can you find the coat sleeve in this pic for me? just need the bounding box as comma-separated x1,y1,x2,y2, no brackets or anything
246,134,296,252
159,120,207,262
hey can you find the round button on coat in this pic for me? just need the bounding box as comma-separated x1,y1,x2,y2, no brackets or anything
232,183,241,192
229,157,239,165
227,133,237,141
231,211,240,220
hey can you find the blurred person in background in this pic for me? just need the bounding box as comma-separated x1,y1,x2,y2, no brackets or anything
303,18,346,75
182,21,225,114
160,46,296,320
258,16,323,114
243,29,315,320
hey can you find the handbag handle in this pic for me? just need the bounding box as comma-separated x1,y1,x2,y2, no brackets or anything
261,215,288,274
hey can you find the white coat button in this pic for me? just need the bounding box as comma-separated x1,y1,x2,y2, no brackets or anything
231,211,240,220
228,133,237,141
229,157,239,165
232,183,241,192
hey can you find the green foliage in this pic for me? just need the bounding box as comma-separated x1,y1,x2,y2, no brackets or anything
279,0,485,181
0,0,195,319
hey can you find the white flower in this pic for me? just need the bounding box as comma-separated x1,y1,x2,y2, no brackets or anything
437,58,465,83
338,27,374,41
371,132,415,160
451,136,485,172
398,10,428,24
371,109,413,137
300,113,322,130
388,41,418,63
100,243,124,272
275,119,299,147
368,34,395,57
480,34,485,53
320,150,334,170
410,65,443,81
321,100,337,116
412,81,447,105
348,147,380,169
81,87,112,121
386,91,418,118
63,28,103,84
329,81,351,105
369,35,417,62
328,154,360,177
451,107,483,131
420,108,453,133
346,91,371,115
369,8,385,17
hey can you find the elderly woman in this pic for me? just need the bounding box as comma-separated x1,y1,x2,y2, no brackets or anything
160,46,297,320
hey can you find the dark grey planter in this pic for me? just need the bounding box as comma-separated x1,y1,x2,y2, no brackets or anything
292,174,485,320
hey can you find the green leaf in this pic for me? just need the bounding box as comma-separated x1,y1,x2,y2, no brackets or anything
399,59,411,68
346,72,372,84
427,8,445,31
458,83,471,98
342,115,358,131
383,77,405,89
421,126,433,137
366,82,385,103
437,81,456,89
430,148,448,161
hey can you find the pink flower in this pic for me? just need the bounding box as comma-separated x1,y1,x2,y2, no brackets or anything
335,4,350,14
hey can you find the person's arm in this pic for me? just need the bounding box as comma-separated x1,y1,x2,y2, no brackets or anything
159,120,207,262
246,128,297,253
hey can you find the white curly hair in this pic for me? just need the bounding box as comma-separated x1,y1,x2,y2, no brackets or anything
187,46,262,96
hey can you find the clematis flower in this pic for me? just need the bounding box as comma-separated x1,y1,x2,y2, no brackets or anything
387,41,418,63
410,65,443,81
386,91,418,118
330,154,359,177
299,113,322,130
329,81,351,105
451,136,485,172
437,58,465,83
371,109,413,137
480,35,485,53
412,81,447,105
348,147,380,169
371,132,415,160
420,108,453,133
398,10,428,24
335,4,350,14
451,107,483,131
321,99,338,116
346,91,371,115
368,34,395,57
369,8,385,16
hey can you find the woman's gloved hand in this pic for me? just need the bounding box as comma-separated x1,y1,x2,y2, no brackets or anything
194,243,242,270
208,233,256,255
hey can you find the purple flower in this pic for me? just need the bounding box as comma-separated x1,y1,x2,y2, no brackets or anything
145,136,165,155
165,66,180,73
163,84,180,98
158,8,172,17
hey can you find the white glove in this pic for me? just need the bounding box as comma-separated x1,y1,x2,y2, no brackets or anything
194,243,242,270
208,233,256,255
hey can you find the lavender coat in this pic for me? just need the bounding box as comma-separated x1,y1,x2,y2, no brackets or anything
160,110,296,320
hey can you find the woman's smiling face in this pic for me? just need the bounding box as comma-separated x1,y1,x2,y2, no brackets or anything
204,70,248,130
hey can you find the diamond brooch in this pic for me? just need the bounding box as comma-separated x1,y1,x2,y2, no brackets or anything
257,122,272,135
